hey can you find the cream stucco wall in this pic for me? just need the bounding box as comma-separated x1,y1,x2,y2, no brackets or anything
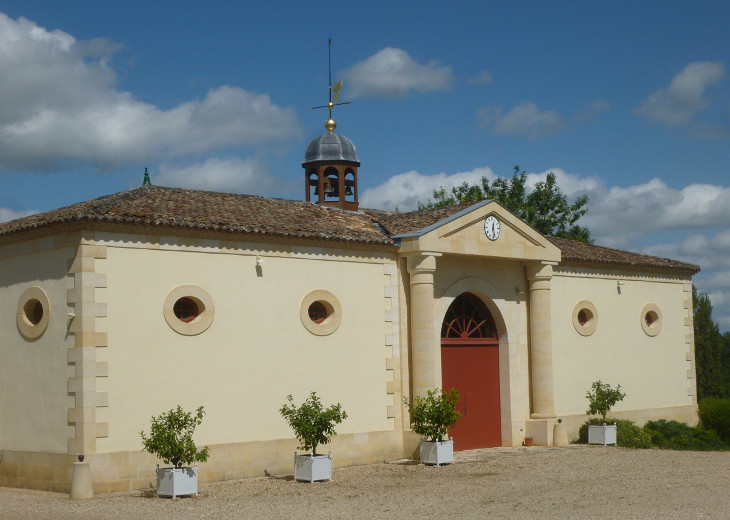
0,240,76,451
95,237,397,453
551,266,694,418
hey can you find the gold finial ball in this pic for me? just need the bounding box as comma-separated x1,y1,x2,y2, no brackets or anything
325,118,337,133
327,101,334,110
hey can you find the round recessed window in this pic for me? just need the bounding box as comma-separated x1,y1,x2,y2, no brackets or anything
572,300,597,336
163,285,214,336
640,303,662,337
17,286,51,339
307,301,329,324
173,297,200,323
300,290,341,336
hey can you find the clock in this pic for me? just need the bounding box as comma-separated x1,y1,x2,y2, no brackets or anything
484,215,500,241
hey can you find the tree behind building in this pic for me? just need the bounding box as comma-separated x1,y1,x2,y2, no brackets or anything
419,166,592,243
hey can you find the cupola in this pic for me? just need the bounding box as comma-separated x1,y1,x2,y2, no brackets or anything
303,117,360,211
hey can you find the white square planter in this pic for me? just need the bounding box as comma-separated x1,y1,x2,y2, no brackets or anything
294,453,332,482
156,466,199,498
419,440,454,466
588,424,617,445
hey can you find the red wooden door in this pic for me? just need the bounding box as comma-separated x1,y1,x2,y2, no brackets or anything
440,293,501,450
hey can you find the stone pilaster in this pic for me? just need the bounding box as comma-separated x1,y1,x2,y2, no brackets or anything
407,253,441,398
67,238,109,454
526,262,556,419
683,281,698,404
383,262,403,428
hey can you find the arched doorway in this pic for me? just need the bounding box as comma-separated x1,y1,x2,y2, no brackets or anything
441,292,501,450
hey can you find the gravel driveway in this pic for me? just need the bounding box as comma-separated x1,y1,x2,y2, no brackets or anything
2,446,728,519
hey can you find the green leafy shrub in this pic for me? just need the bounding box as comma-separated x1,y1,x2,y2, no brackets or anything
644,419,694,448
668,425,726,451
140,405,210,468
586,380,626,423
615,419,652,449
698,397,730,443
404,388,461,442
279,392,348,455
574,415,728,450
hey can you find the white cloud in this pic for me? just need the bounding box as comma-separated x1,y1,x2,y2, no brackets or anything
468,70,493,85
0,207,37,223
642,230,730,331
583,180,730,246
154,157,296,195
642,230,730,272
360,167,495,211
476,102,565,138
343,47,452,98
636,61,725,125
523,168,603,196
704,270,730,290
0,13,299,172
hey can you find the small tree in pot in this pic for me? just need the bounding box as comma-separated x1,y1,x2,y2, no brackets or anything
404,388,461,465
279,392,347,482
586,380,626,445
140,405,209,497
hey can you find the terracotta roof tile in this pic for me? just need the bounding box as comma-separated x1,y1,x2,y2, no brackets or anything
363,204,472,236
548,236,700,274
0,188,699,274
0,185,394,245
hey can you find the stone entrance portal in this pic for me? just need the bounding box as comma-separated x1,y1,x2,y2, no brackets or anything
440,293,502,450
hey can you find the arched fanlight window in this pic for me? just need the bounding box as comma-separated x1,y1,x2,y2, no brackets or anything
441,293,498,344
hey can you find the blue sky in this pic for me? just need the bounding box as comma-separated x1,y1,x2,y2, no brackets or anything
0,1,729,330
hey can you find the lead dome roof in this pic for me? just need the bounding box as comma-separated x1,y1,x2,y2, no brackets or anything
303,132,360,165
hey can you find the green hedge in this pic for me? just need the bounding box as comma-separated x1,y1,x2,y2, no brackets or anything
645,419,726,451
698,398,730,444
573,417,727,451
615,419,652,449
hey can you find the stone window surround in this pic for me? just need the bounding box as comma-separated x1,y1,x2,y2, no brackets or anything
640,302,662,337
300,289,342,336
163,285,215,336
16,286,51,339
572,300,598,336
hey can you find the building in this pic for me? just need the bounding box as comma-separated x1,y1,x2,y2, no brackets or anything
0,119,700,493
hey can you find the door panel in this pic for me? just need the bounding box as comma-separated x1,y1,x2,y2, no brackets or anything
441,343,501,450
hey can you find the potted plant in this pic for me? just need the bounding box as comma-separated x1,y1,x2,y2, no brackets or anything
140,405,210,497
404,388,461,465
279,392,348,482
586,380,626,445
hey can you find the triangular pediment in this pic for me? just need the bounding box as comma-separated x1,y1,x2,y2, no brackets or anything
394,200,560,262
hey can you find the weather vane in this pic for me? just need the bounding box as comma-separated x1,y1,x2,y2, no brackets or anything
311,37,350,132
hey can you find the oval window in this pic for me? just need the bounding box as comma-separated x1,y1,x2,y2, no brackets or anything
24,299,45,326
640,303,662,337
308,301,329,324
173,297,200,323
300,290,341,336
163,286,215,336
17,287,51,339
572,300,598,336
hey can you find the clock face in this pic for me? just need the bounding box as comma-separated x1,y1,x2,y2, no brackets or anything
484,215,500,241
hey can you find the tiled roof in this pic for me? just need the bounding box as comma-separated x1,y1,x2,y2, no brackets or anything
0,185,394,245
548,236,700,274
364,204,473,237
0,187,699,274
